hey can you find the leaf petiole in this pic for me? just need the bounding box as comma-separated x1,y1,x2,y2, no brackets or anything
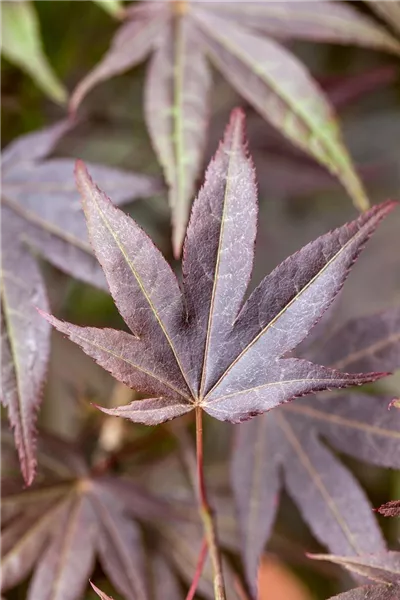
195,406,227,600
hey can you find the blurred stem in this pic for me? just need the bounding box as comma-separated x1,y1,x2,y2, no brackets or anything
195,406,227,600
185,537,208,600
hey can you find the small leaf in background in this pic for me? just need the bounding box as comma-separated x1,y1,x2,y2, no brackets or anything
1,428,182,600
231,305,400,598
93,0,124,19
44,110,394,429
369,1,400,38
376,499,400,518
1,120,160,485
70,0,400,254
1,0,67,104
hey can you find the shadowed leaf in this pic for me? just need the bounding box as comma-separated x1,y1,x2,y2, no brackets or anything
328,584,400,600
308,550,400,584
1,121,160,484
304,307,400,372
232,304,400,596
1,430,183,600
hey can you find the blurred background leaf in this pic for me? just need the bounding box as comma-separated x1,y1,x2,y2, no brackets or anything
92,0,124,19
1,0,67,104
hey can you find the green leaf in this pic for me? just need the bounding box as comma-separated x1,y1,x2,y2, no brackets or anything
1,0,67,104
145,15,211,257
193,9,369,212
92,0,124,19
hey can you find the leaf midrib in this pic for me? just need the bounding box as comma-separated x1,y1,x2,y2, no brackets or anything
91,493,146,600
286,402,400,440
69,329,193,403
199,123,238,398
88,190,195,398
0,279,30,479
276,411,361,554
331,331,400,371
204,219,372,401
2,194,92,254
194,11,338,155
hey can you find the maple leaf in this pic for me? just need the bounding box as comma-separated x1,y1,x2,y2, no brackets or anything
70,0,400,255
0,120,160,486
43,109,394,430
231,304,400,597
0,426,185,600
375,500,400,518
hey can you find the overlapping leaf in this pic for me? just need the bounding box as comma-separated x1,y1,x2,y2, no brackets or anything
329,585,400,600
309,550,400,584
316,551,400,600
232,304,400,597
1,121,160,485
1,428,185,600
248,64,397,200
43,110,394,431
71,0,400,254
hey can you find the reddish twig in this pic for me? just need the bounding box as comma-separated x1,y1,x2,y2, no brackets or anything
185,537,208,600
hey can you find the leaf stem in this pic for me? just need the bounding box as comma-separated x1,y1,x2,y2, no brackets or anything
195,406,227,600
185,537,208,600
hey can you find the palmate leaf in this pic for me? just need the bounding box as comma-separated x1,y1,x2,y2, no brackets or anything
70,0,400,254
0,121,160,485
231,304,400,597
44,110,394,428
1,428,184,600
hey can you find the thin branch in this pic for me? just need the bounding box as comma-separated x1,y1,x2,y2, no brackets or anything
185,537,208,600
195,406,227,600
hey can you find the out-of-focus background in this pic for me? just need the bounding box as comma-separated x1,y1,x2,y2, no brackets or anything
2,2,400,599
